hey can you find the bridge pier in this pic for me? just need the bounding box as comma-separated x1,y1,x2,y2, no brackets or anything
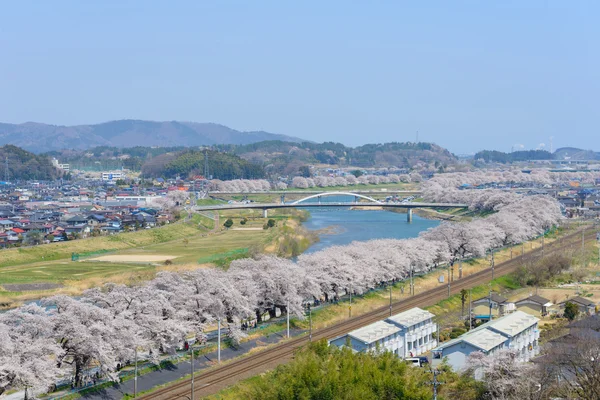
262,209,268,218
407,209,413,223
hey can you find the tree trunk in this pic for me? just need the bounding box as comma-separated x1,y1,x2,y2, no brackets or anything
255,309,262,323
268,308,277,319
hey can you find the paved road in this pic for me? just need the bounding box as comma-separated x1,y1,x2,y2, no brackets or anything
80,328,304,400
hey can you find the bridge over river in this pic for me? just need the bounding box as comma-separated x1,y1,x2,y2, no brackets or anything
195,191,467,222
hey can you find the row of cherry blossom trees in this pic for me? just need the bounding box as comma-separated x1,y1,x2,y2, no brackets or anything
209,179,272,192
425,169,600,189
0,186,562,397
420,168,598,212
205,173,420,192
290,173,417,189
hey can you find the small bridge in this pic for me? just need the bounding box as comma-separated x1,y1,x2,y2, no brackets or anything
194,193,467,222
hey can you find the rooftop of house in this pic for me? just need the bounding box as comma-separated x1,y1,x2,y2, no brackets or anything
559,296,596,307
474,293,509,304
386,307,435,328
347,320,401,345
515,295,552,306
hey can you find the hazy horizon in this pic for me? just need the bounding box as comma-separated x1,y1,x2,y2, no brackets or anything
1,1,597,154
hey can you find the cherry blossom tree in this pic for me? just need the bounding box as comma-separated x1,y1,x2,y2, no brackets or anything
0,306,63,399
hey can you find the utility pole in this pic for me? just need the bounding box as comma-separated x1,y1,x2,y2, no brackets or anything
428,368,444,400
217,318,221,363
308,304,313,342
489,287,493,321
349,283,352,318
134,347,138,398
490,249,495,281
410,264,414,296
469,288,472,330
447,264,451,298
190,343,195,400
287,297,290,339
389,284,393,317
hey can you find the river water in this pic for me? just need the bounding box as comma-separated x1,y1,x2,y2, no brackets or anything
297,195,440,253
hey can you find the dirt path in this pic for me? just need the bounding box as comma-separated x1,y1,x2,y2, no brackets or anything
88,255,178,263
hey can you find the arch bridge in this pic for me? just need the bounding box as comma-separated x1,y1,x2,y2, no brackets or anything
290,191,382,205
193,191,467,222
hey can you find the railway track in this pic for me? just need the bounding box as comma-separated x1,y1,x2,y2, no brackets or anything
140,227,597,400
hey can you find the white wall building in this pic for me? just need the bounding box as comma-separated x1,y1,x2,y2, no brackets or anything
328,307,437,358
101,171,124,181
385,307,438,358
431,310,540,371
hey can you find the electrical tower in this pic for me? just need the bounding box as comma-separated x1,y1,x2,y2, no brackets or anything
4,156,9,183
203,148,209,179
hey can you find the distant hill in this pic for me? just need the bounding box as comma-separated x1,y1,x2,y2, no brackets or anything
0,145,61,181
473,147,600,163
216,141,456,175
141,149,265,180
473,150,553,163
0,120,305,153
553,147,600,161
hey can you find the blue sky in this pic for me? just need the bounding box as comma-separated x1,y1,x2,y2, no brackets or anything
0,1,597,153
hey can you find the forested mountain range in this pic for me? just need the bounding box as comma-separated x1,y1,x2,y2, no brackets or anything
0,145,62,181
141,149,265,180
45,141,456,178
217,141,456,175
0,120,304,153
474,148,600,163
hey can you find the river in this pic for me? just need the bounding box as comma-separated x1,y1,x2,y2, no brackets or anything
297,196,440,253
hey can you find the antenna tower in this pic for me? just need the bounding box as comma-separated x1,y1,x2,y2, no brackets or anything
4,156,9,183
549,136,554,154
416,131,419,143
204,148,209,179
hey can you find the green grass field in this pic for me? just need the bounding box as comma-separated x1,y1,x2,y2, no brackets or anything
0,208,307,307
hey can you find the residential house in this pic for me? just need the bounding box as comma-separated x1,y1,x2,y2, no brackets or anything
557,296,597,316
86,214,106,226
515,295,553,317
472,293,514,320
66,215,88,226
0,220,14,232
432,310,540,371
